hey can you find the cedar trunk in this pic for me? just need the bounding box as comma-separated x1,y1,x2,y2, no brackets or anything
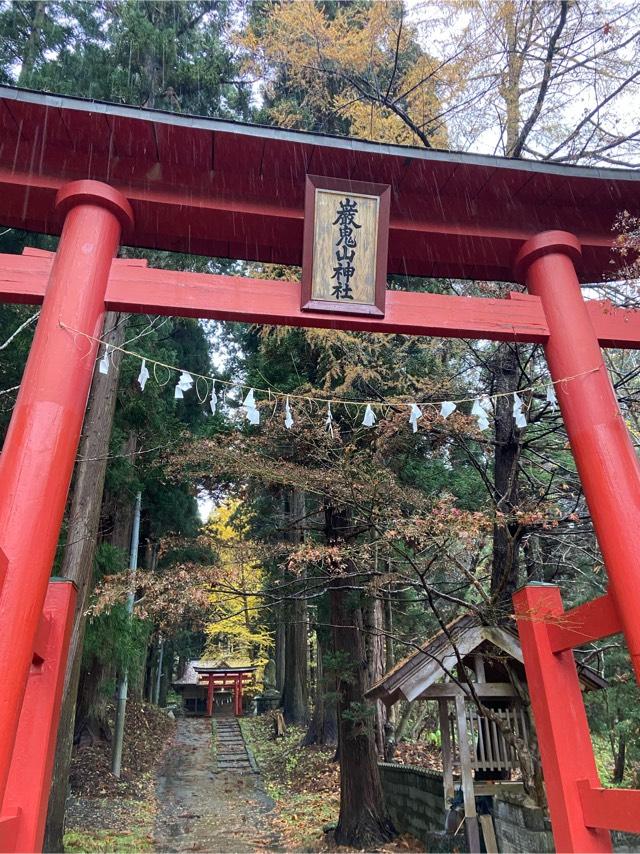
302,630,338,746
282,487,308,725
326,506,394,848
364,595,386,756
490,344,523,611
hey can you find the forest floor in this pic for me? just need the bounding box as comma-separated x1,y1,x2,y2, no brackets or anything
63,706,435,853
64,700,175,852
240,716,428,852
64,708,281,853
153,716,281,852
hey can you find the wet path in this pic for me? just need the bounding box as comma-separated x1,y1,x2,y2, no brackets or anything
154,716,280,852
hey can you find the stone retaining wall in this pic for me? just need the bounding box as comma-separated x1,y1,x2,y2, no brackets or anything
379,763,640,853
378,763,460,852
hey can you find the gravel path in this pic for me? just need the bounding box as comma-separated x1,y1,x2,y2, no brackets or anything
153,716,281,852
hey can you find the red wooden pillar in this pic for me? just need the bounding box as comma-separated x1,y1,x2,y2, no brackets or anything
0,181,132,805
0,580,76,852
516,231,640,682
206,674,214,717
236,676,243,717
513,584,612,853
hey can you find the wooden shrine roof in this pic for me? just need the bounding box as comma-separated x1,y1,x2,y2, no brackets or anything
366,615,607,704
1,86,638,283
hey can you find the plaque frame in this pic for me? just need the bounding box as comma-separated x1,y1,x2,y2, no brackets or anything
301,174,390,316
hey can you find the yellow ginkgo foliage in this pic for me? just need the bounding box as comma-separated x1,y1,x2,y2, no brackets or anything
204,499,272,668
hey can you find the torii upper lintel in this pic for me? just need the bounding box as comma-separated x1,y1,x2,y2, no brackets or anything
1,85,638,283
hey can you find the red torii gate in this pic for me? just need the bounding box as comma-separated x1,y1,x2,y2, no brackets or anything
194,665,255,718
1,86,640,851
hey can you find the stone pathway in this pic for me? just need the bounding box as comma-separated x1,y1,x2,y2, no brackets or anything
154,716,280,852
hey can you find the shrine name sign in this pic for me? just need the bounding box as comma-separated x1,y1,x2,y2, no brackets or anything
301,175,390,316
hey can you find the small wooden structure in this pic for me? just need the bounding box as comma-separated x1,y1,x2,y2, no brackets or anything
173,659,256,717
366,616,606,852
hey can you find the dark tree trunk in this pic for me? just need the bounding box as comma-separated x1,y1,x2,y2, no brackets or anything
383,586,396,726
613,735,626,784
16,1,46,87
43,313,127,852
394,700,415,742
326,506,395,848
275,613,286,696
490,344,524,614
74,654,114,745
302,631,338,746
282,488,308,725
159,640,173,707
364,595,386,756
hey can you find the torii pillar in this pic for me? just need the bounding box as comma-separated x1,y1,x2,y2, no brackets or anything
514,231,640,853
0,181,133,808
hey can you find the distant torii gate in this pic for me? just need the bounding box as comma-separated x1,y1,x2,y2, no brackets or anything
1,87,640,852
194,665,255,718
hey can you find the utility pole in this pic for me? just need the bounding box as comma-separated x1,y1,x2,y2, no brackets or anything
153,636,164,705
111,490,141,777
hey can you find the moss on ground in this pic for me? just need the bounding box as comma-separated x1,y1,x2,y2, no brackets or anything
63,827,154,852
240,716,340,849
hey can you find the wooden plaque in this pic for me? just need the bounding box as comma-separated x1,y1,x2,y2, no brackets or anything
301,175,390,316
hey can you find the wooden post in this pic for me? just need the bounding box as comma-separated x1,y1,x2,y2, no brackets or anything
206,674,214,718
455,694,481,853
439,699,455,805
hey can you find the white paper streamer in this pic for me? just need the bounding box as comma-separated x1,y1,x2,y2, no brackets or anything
546,384,557,411
408,404,422,433
98,346,111,376
284,396,294,429
440,401,456,419
471,399,490,431
512,392,527,429
325,402,334,436
177,371,193,391
362,404,376,428
174,371,193,399
210,381,217,415
137,359,149,391
243,388,260,425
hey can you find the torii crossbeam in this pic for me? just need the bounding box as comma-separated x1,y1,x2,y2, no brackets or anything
1,86,640,852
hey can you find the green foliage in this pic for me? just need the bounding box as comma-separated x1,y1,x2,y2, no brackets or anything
0,1,250,117
341,701,375,729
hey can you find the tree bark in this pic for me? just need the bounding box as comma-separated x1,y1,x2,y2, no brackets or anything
326,505,395,848
384,586,396,726
282,487,308,725
17,1,46,88
44,313,127,852
302,630,338,746
394,700,415,742
490,345,523,613
364,595,386,756
275,618,286,695
613,734,626,784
